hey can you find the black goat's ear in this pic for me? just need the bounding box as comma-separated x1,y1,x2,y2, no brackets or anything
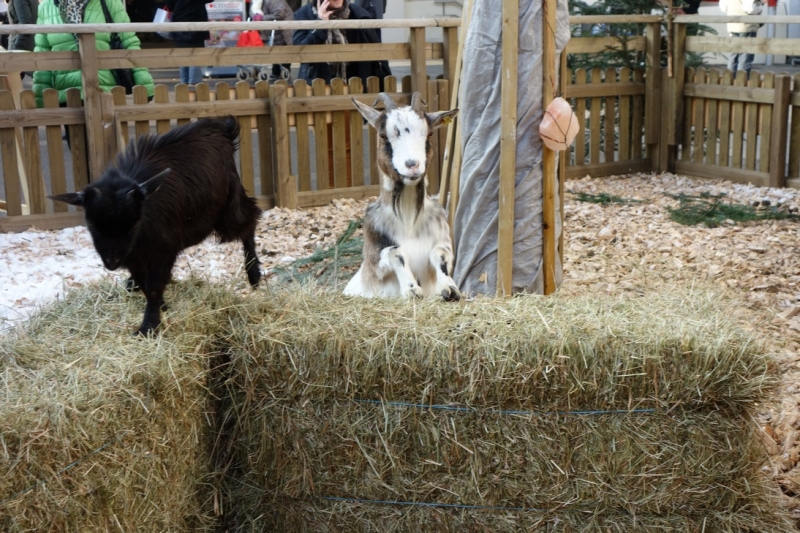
141,168,171,197
352,97,382,129
428,108,459,129
49,192,85,206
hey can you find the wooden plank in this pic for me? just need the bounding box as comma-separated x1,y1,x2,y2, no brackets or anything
658,68,671,172
769,75,791,188
497,0,518,297
409,27,427,94
269,83,296,208
644,22,660,147
442,26,458,85
789,73,800,179
436,79,449,189
426,79,440,194
674,160,768,186
0,91,23,216
675,14,800,23
133,85,150,139
758,72,774,174
367,76,380,185
255,80,274,197
691,68,707,165
235,81,255,196
0,107,85,129
670,24,687,149
439,0,474,209
65,88,89,191
566,159,651,179
558,49,567,263
683,82,774,104
154,84,170,135
604,68,616,163
619,67,631,161
574,68,586,166
564,81,645,98
175,84,192,127
632,69,644,161
590,69,602,164
730,70,747,169
718,70,733,168
744,73,760,172
681,67,695,162
77,33,104,182
568,15,663,23
293,79,312,192
349,77,365,188
312,78,330,191
296,184,382,207
20,90,45,214
705,70,720,166
100,92,117,172
43,89,68,213
0,211,85,233
331,78,349,189
685,36,800,56
111,86,128,147
542,0,557,296
565,36,647,55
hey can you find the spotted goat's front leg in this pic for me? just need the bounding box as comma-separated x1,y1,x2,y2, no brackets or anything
429,245,460,301
379,246,424,298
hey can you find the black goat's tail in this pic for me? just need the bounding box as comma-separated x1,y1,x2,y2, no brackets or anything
221,115,241,150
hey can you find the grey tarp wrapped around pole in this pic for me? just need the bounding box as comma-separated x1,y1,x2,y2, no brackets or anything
452,0,571,296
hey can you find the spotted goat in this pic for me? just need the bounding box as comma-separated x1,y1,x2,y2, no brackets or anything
344,92,460,300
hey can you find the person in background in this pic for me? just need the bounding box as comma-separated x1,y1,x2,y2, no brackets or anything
719,0,763,76
0,0,10,50
33,0,154,107
292,0,390,87
7,0,38,52
166,0,209,87
250,0,293,82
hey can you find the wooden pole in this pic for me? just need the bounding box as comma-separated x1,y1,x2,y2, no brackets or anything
438,0,474,209
77,33,105,182
497,0,519,297
542,0,558,295
644,22,661,172
269,83,297,209
558,42,567,265
769,75,791,188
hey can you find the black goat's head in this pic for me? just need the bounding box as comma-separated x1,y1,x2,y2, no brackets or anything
352,92,458,187
50,168,171,271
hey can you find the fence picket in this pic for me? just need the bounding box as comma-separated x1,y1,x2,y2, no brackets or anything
133,85,150,139
331,78,349,189
367,76,381,184
744,74,760,171
436,78,450,186
20,91,45,214
426,79,440,193
691,68,707,165
590,69,601,164
604,67,616,163
790,74,800,179
65,89,89,192
175,85,192,127
574,68,586,166
42,89,68,213
0,91,22,216
730,70,748,169
292,80,311,192
619,67,631,161
255,80,274,198
235,81,256,196
718,70,733,167
681,67,695,161
154,85,171,135
705,70,720,166
632,69,644,161
349,77,365,188
312,79,330,191
758,73,774,174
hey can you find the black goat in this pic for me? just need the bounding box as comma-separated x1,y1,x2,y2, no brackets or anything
50,116,262,336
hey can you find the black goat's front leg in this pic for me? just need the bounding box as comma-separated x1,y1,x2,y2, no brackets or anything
242,234,261,287
135,267,171,336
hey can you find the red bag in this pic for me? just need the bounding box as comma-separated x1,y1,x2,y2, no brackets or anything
236,30,264,47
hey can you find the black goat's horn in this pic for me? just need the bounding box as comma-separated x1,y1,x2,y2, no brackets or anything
410,92,426,113
374,92,398,112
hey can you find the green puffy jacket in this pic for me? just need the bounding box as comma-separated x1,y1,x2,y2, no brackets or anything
33,0,155,106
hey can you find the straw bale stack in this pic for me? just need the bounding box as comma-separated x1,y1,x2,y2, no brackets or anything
0,281,242,532
214,288,794,531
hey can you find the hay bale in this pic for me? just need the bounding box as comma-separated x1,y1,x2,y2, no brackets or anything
214,288,793,531
0,280,243,532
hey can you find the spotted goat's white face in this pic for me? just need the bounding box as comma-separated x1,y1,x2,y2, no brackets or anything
352,93,459,186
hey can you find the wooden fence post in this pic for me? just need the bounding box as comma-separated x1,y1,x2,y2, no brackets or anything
77,33,105,182
100,92,117,171
645,22,661,172
769,74,791,188
442,26,459,85
269,83,298,209
541,0,558,296
408,26,427,94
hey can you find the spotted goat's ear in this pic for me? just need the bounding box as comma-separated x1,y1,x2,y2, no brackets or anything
352,97,383,130
427,108,459,129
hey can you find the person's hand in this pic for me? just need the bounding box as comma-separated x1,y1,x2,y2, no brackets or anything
318,0,332,20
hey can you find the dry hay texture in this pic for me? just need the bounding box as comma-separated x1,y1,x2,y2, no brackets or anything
0,280,795,532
